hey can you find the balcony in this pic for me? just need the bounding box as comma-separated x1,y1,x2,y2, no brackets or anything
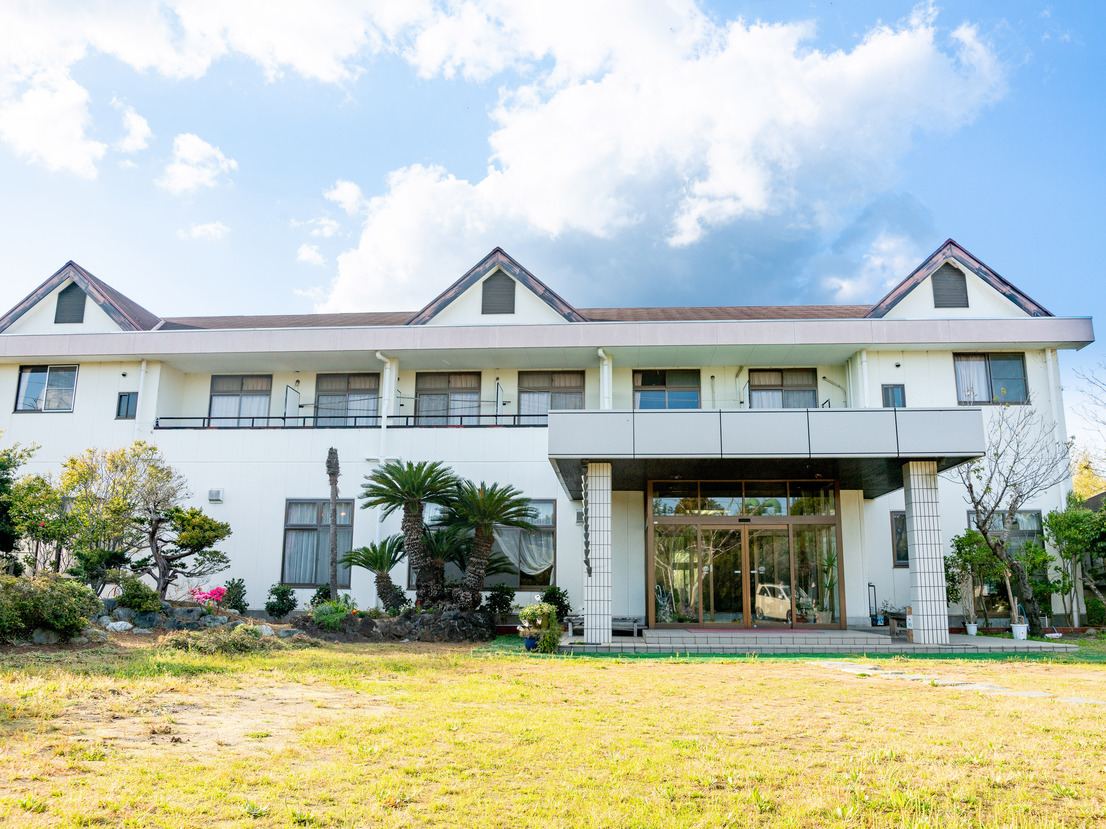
153,414,549,429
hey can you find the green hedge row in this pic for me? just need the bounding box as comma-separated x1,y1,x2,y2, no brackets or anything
0,575,101,642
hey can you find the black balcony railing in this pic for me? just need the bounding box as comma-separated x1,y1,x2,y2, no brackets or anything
153,414,549,430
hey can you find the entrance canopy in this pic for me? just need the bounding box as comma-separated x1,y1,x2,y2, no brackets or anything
548,407,985,499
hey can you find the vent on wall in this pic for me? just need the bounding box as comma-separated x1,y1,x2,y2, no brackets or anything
54,282,87,324
931,263,969,308
481,271,516,314
208,489,224,503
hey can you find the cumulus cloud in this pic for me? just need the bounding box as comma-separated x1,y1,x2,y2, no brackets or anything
113,99,152,153
324,180,367,215
297,243,326,266
156,133,237,195
296,217,340,238
177,221,229,241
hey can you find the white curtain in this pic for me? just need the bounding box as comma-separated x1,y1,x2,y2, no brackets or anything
519,391,548,425
209,394,238,426
954,356,990,403
494,527,555,577
283,529,316,584
238,394,269,425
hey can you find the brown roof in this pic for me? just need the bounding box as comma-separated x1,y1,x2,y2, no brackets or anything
161,312,414,330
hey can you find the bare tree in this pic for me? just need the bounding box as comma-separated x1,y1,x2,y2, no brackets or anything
949,401,1071,637
326,447,340,600
1076,360,1106,476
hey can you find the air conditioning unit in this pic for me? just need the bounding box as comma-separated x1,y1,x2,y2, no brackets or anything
208,489,224,504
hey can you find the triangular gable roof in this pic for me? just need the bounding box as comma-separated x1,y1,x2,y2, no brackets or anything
865,239,1052,318
0,261,163,333
406,247,587,325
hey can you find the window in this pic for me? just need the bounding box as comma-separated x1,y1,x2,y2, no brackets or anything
15,365,78,412
882,384,906,408
209,375,272,426
315,373,379,426
970,510,1042,552
412,500,557,589
415,372,481,425
481,271,516,314
116,392,138,420
749,369,818,409
54,282,87,323
281,500,353,588
633,370,700,409
890,511,909,567
954,354,1027,404
518,371,584,424
931,263,968,308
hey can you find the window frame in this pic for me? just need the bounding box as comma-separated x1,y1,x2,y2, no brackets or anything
208,374,273,426
14,364,79,413
415,372,482,425
890,511,909,568
314,372,380,427
116,391,138,420
280,499,355,589
518,371,585,424
632,369,701,410
748,368,818,410
882,384,906,408
953,353,1028,406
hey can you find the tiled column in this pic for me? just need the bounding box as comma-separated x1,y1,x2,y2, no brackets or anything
585,462,613,646
903,460,949,645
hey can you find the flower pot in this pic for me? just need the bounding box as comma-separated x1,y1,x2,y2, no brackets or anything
965,623,978,636
523,636,538,651
1011,623,1028,641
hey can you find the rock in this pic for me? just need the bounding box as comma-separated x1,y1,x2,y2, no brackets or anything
113,607,136,622
256,624,274,637
181,621,202,631
85,629,108,642
171,607,205,621
134,612,164,629
31,628,61,645
101,598,118,615
98,615,113,627
1084,628,1098,636
71,636,89,644
132,628,153,635
226,620,245,629
106,621,134,633
162,619,184,631
277,629,298,638
201,615,228,628
161,601,172,612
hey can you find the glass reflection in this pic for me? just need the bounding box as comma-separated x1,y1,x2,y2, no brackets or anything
793,526,839,624
702,529,744,625
654,525,700,624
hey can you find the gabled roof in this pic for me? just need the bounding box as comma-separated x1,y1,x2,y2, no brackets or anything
865,239,1052,319
0,261,163,333
406,247,587,325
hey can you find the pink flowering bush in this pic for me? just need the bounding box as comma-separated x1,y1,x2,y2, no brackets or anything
189,586,227,611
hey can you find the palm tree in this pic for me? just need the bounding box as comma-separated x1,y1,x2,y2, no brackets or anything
359,460,457,606
422,525,518,584
446,480,535,610
342,535,407,613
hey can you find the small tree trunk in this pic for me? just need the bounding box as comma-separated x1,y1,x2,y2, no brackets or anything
326,448,340,600
1011,564,1044,637
403,505,442,606
459,527,494,611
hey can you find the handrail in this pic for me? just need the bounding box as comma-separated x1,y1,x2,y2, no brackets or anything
153,414,550,430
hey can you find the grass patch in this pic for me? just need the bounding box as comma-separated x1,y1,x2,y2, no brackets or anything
0,637,1104,827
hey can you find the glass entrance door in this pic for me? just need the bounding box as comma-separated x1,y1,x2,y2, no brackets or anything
748,528,792,628
702,529,744,626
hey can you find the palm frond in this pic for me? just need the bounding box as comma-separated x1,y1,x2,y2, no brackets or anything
358,460,458,518
341,534,405,574
447,480,537,533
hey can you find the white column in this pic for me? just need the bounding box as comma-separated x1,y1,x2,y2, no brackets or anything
903,460,949,645
585,462,613,645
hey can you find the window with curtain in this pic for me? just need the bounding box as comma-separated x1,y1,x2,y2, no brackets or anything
315,373,380,426
633,370,700,409
954,354,1027,404
748,369,818,409
882,384,906,408
518,371,584,424
415,372,481,425
281,500,354,587
209,375,272,426
15,365,78,412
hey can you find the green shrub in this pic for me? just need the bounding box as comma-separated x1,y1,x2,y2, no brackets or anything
485,583,515,619
265,584,297,621
163,625,284,655
310,585,332,607
0,574,101,642
1085,594,1105,626
538,586,572,621
536,626,561,653
223,578,248,614
311,600,350,631
114,575,163,613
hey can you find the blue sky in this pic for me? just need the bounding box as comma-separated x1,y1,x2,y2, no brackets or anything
0,1,1102,443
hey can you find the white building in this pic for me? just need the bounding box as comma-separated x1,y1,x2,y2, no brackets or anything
0,240,1094,644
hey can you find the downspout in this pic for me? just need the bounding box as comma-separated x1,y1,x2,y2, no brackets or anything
597,348,612,409
859,350,870,408
1046,348,1078,625
133,359,147,440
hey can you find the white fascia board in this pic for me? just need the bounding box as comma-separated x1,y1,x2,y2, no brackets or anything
0,316,1093,364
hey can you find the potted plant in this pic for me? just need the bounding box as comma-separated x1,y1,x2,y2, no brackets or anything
517,601,556,651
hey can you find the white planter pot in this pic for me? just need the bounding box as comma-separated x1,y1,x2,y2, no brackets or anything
965,623,978,636
1011,623,1028,641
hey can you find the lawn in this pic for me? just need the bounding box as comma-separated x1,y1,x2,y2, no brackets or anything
2,636,1105,828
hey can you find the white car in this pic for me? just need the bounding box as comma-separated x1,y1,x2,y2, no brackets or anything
754,583,813,623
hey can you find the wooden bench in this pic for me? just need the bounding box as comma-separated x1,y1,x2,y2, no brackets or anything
888,612,908,637
565,615,646,637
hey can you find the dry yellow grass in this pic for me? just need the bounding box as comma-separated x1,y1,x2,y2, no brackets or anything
1,637,1105,828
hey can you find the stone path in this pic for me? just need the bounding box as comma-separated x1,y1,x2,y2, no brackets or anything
809,660,1106,706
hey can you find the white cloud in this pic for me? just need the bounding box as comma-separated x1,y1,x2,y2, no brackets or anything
318,5,1007,311
297,243,326,266
156,133,237,195
177,221,229,241
292,217,341,238
113,99,152,153
324,180,366,215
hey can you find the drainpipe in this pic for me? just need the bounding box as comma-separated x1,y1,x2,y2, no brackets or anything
859,350,870,408
1046,348,1077,626
844,359,853,408
133,359,147,440
597,348,612,409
